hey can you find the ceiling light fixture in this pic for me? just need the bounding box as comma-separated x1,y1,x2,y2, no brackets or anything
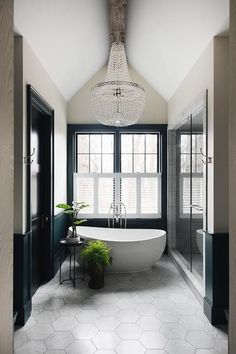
90,0,145,127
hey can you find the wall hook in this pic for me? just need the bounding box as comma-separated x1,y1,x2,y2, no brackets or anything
200,148,213,164
24,148,35,164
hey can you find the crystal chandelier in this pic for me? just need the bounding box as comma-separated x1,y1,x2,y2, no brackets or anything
91,42,145,127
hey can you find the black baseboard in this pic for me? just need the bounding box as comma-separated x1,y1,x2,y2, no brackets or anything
204,231,229,325
204,297,228,325
15,299,32,326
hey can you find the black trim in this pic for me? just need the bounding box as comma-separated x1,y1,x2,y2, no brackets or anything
13,232,32,326
204,231,229,324
14,212,69,326
67,124,167,231
27,85,55,280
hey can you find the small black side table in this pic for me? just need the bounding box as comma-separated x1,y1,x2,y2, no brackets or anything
59,238,85,287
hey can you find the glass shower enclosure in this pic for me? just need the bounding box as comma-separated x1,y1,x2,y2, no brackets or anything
168,94,207,288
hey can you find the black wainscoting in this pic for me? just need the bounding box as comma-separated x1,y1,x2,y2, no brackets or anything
204,232,229,325
53,212,69,274
14,212,68,326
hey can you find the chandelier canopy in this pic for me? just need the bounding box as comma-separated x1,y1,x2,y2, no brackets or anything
91,42,145,127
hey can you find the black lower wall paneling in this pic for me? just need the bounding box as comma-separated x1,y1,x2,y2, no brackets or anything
204,232,229,325
53,212,69,275
14,212,69,326
14,232,32,326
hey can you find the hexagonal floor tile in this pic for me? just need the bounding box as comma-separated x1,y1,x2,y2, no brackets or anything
136,303,157,316
139,331,168,349
76,309,99,323
43,298,65,310
66,340,96,354
116,340,145,354
160,323,187,339
156,309,179,323
15,340,46,354
168,293,190,304
152,298,175,310
116,309,139,323
95,351,116,354
97,304,120,316
14,330,28,349
179,315,205,330
35,310,60,324
166,340,196,354
116,323,142,339
117,298,137,309
92,332,120,349
186,330,216,349
95,316,120,331
137,316,162,331
26,323,53,340
52,316,78,331
71,323,98,340
45,331,74,350
196,350,220,354
146,350,168,354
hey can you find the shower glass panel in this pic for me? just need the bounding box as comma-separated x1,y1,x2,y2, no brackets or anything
191,110,204,282
168,95,207,288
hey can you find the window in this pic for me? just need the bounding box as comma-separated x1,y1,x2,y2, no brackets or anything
179,133,203,217
74,131,162,219
76,134,114,173
121,134,159,173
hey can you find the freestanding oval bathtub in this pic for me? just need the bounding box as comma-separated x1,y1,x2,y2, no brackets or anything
75,226,166,273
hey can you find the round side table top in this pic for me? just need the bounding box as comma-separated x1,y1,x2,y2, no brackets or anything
60,238,85,246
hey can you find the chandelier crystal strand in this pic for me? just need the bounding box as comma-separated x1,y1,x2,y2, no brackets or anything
91,42,145,127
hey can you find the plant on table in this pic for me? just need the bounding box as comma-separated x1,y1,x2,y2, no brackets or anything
56,201,89,239
81,240,112,289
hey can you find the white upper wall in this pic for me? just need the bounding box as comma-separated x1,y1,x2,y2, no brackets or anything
14,0,110,101
126,0,229,100
14,36,67,233
14,0,229,103
68,65,168,124
168,37,229,234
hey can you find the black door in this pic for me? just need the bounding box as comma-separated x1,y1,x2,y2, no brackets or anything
28,86,54,297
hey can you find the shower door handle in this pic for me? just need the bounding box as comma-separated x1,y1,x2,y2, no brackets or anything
190,204,203,211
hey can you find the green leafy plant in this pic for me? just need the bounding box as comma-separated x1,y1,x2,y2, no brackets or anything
81,240,112,267
56,201,89,238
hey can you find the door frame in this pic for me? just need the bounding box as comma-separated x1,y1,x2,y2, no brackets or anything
27,85,54,284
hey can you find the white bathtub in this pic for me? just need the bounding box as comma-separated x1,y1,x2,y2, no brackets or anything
75,226,166,273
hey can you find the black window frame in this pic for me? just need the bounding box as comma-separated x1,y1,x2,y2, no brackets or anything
67,124,167,230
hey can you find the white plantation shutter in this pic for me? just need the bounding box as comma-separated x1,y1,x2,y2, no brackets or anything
98,177,115,214
74,176,94,213
74,173,161,218
141,177,159,214
120,177,137,214
180,175,203,216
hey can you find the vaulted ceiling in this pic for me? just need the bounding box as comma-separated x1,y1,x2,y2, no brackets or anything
14,0,229,101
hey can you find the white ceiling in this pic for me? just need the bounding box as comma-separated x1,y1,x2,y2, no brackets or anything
126,0,229,100
14,0,110,101
14,0,229,102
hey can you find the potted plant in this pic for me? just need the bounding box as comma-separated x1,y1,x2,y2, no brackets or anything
81,240,112,289
56,201,89,244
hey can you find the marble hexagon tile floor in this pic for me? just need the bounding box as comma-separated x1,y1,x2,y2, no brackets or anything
14,256,228,354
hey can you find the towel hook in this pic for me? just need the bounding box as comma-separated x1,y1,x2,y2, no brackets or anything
200,148,212,164
24,148,36,164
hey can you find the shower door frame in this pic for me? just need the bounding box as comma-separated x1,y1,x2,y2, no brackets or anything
168,90,208,295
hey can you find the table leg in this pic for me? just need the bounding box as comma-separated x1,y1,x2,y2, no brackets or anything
59,247,62,284
73,247,75,288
